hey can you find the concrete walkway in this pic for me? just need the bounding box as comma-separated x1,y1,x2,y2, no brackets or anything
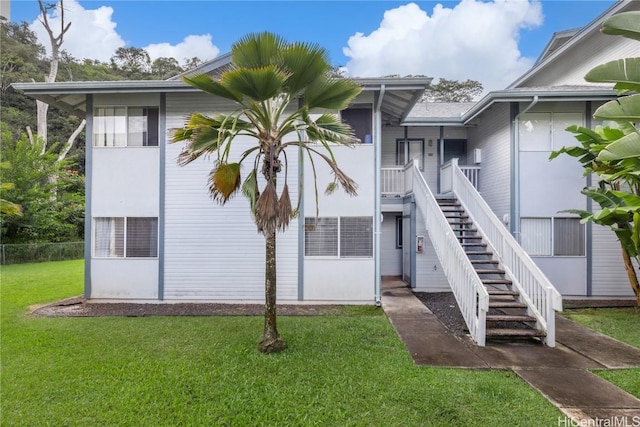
381,281,640,421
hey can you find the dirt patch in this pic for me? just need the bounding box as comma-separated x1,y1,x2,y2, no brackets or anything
30,297,371,318
413,292,468,335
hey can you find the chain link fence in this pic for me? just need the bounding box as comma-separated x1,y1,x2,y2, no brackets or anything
1,242,84,265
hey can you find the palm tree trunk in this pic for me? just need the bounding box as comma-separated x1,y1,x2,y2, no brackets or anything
621,245,640,307
258,229,286,353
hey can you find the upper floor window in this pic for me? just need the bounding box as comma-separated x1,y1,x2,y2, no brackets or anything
93,106,159,147
341,106,372,144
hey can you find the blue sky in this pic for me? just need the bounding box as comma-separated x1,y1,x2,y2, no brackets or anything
10,0,617,90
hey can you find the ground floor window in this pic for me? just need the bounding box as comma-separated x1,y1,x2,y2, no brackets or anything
305,216,373,258
94,217,158,258
520,217,585,256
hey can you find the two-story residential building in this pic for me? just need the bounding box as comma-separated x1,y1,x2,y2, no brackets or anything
15,0,638,346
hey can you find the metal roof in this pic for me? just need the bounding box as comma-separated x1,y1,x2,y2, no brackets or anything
12,76,430,124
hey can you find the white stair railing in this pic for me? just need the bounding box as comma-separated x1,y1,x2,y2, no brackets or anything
445,159,563,346
409,160,489,346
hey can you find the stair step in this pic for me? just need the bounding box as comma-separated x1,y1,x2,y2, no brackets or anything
486,314,535,322
486,328,546,337
445,214,469,219
476,269,506,274
488,301,527,308
487,289,519,296
461,242,487,247
482,279,512,285
452,228,478,232
457,235,483,240
448,221,474,225
466,251,494,256
470,259,500,264
437,200,460,205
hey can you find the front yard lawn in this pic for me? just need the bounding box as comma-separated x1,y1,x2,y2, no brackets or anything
1,261,563,426
563,306,640,398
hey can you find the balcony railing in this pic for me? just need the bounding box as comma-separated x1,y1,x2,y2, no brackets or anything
381,162,480,197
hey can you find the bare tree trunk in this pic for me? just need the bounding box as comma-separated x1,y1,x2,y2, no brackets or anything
621,245,640,307
57,119,86,162
258,229,286,353
36,0,71,149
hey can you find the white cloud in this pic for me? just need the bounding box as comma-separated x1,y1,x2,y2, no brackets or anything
31,0,125,62
144,35,220,66
31,0,219,67
343,0,543,92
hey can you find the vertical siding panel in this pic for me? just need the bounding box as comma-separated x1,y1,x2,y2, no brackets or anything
592,224,635,297
467,103,511,221
519,34,639,87
164,93,298,301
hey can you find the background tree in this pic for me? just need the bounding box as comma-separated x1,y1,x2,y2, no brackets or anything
0,162,22,217
551,11,640,306
110,47,152,78
423,78,483,102
151,57,184,79
173,32,361,353
0,125,84,243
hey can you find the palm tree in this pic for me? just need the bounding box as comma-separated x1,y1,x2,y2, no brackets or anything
173,32,362,353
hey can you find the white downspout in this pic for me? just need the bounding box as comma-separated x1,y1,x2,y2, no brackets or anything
374,85,385,306
513,95,539,242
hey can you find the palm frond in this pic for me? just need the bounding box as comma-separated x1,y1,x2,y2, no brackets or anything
304,146,358,196
305,113,359,145
221,66,289,102
241,169,259,219
232,32,286,69
277,183,292,232
255,181,279,235
0,198,21,216
208,162,241,204
182,74,243,102
281,42,331,94
304,78,362,110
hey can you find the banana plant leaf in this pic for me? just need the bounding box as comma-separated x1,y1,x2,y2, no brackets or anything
593,93,640,121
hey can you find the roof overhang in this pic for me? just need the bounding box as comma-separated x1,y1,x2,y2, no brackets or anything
12,76,431,124
462,87,617,124
356,77,432,125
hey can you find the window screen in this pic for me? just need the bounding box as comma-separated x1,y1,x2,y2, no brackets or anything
554,218,585,256
340,217,373,258
520,218,552,256
341,107,372,143
305,217,338,256
127,217,158,257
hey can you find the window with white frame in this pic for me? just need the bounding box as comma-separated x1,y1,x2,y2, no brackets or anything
94,217,158,258
520,217,584,256
305,216,373,258
93,106,159,147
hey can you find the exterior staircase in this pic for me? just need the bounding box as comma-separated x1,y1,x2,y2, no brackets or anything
437,197,546,341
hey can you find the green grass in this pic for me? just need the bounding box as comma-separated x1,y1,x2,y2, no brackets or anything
1,261,562,426
563,307,640,399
